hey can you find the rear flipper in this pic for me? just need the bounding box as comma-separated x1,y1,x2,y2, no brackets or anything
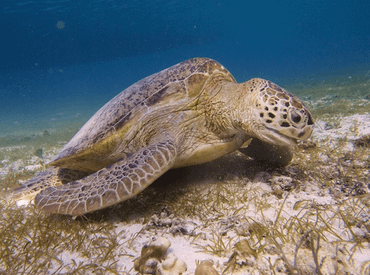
239,138,293,167
35,141,177,216
9,167,89,202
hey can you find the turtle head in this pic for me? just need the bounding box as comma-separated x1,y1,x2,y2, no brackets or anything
242,78,314,147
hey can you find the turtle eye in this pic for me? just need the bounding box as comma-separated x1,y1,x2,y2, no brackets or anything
291,110,301,123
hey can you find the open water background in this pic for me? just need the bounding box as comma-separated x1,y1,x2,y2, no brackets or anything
1,0,369,136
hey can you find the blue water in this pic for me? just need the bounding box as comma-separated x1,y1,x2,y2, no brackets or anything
1,0,370,135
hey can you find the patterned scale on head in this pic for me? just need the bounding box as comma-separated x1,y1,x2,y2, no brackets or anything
252,78,313,145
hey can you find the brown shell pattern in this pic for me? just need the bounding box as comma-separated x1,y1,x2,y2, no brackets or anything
53,58,234,162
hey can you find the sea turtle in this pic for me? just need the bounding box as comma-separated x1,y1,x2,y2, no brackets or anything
10,58,314,216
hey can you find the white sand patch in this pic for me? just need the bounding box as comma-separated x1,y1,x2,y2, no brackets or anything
24,164,42,171
15,199,32,207
314,113,370,140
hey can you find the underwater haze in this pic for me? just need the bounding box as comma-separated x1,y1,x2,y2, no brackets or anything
2,2,370,274
0,0,370,135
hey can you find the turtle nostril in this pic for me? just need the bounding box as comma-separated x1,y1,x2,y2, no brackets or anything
291,110,301,123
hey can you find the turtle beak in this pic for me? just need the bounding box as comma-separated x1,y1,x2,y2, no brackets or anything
260,127,298,147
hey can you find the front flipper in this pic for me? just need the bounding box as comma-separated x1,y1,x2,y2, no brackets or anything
9,167,89,202
35,141,177,216
239,138,293,167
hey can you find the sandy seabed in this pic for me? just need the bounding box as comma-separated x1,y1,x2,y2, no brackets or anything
1,94,370,274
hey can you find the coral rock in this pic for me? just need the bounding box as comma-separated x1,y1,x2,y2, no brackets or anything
134,237,187,275
158,252,187,275
195,260,219,275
